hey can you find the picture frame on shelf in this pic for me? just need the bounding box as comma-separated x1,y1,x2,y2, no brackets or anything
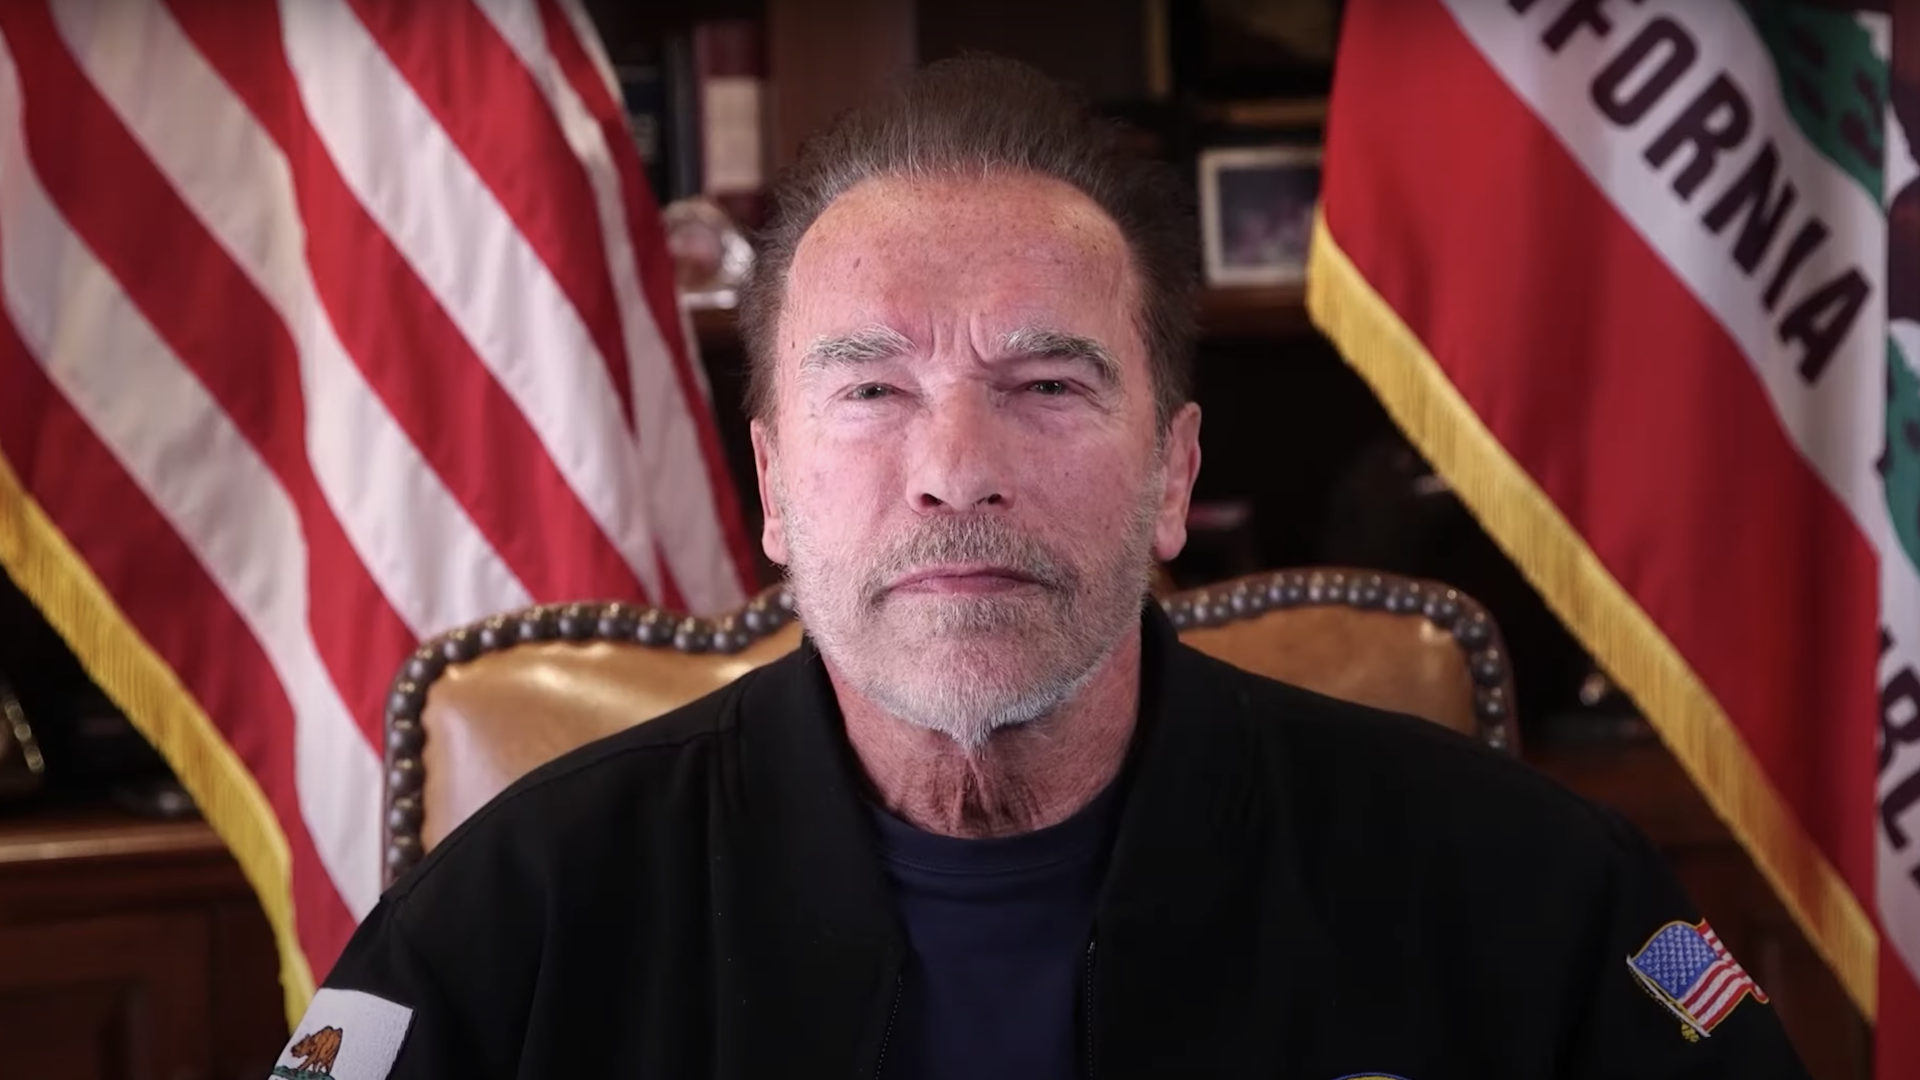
1198,144,1321,288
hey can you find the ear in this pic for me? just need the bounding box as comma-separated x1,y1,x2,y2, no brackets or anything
1151,402,1203,563
750,419,790,566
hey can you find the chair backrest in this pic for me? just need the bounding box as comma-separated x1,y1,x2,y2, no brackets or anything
381,567,1518,887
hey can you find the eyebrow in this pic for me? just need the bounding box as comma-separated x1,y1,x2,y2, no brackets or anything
798,325,917,375
998,326,1121,386
796,323,1121,386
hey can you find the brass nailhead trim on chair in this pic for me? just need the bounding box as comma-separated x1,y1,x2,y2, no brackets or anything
380,589,799,885
381,573,1517,888
1159,568,1518,755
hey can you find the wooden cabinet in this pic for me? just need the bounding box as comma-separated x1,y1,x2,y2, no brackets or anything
0,805,287,1080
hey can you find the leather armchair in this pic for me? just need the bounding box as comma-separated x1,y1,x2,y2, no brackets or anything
381,567,1519,888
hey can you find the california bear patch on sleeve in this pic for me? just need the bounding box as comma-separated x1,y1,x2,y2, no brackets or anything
271,988,414,1079
1626,919,1769,1040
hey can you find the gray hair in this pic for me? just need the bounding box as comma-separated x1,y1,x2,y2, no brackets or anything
735,54,1199,429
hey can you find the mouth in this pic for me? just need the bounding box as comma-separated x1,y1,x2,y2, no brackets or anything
886,564,1044,596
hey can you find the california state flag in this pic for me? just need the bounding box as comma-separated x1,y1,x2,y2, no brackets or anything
1311,0,1918,1075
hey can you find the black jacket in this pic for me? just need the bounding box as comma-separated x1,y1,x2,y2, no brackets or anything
310,606,1811,1078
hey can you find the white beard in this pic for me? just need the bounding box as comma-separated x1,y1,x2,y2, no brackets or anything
771,455,1163,750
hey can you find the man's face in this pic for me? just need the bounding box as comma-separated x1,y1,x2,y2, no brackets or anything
752,172,1202,749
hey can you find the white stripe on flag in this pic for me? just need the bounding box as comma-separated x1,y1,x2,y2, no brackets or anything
48,0,533,640
278,0,667,600
475,0,744,614
1694,970,1747,1025
1685,963,1736,1009
556,0,622,106
0,30,382,918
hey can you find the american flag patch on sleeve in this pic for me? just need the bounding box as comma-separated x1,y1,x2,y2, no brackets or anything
1626,919,1769,1036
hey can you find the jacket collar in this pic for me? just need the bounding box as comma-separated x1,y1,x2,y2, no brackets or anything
727,629,904,1077
1088,607,1341,1075
738,602,1266,931
728,602,1332,1076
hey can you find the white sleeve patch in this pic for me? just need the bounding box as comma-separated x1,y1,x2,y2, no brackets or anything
269,988,415,1080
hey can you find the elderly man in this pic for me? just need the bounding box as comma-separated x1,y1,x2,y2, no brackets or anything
290,56,1811,1079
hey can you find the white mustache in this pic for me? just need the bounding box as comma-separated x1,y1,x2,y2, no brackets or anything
860,517,1075,606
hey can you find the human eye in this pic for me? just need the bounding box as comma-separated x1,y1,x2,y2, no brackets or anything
1026,380,1071,396
847,383,894,401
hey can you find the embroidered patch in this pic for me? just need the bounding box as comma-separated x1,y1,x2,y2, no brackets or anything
1627,919,1769,1039
272,988,415,1079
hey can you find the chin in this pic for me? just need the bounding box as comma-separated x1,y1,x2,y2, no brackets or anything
867,667,1081,750
879,590,1054,636
800,577,1137,741
852,626,1108,746
879,606,1081,679
874,625,1049,688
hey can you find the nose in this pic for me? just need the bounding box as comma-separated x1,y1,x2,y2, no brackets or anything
907,390,1011,513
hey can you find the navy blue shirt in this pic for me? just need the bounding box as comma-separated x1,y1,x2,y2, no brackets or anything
870,785,1121,1080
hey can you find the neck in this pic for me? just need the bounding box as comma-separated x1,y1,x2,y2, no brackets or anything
829,629,1142,839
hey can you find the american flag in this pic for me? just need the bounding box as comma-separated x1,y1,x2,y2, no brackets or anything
0,0,755,1024
1627,919,1771,1035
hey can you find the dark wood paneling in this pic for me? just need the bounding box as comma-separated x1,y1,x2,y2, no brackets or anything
0,913,210,1080
0,806,287,1080
210,900,291,1080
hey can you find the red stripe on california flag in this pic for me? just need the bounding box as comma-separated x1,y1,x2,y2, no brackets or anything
539,0,760,596
0,0,406,747
1881,948,1920,1075
343,0,636,434
166,0,653,606
1320,0,1879,898
0,290,359,979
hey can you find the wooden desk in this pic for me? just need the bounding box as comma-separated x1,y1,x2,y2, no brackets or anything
0,803,287,1080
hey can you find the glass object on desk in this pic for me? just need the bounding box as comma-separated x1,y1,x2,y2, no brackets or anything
0,672,45,802
664,196,754,310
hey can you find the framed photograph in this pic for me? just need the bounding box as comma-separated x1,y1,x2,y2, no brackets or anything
1198,145,1322,287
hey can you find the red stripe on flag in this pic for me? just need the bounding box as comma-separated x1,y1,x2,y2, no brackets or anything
166,0,653,606
0,287,359,979
0,0,406,747
1881,949,1920,1077
343,0,637,434
1321,0,1879,903
539,0,760,597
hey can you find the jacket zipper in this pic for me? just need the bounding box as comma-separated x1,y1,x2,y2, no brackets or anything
872,973,903,1079
1082,937,1098,1079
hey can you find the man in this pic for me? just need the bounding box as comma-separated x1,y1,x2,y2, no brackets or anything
289,56,1812,1079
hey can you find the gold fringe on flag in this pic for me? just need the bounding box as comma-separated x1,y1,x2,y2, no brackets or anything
0,451,315,1029
1305,207,1881,1021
